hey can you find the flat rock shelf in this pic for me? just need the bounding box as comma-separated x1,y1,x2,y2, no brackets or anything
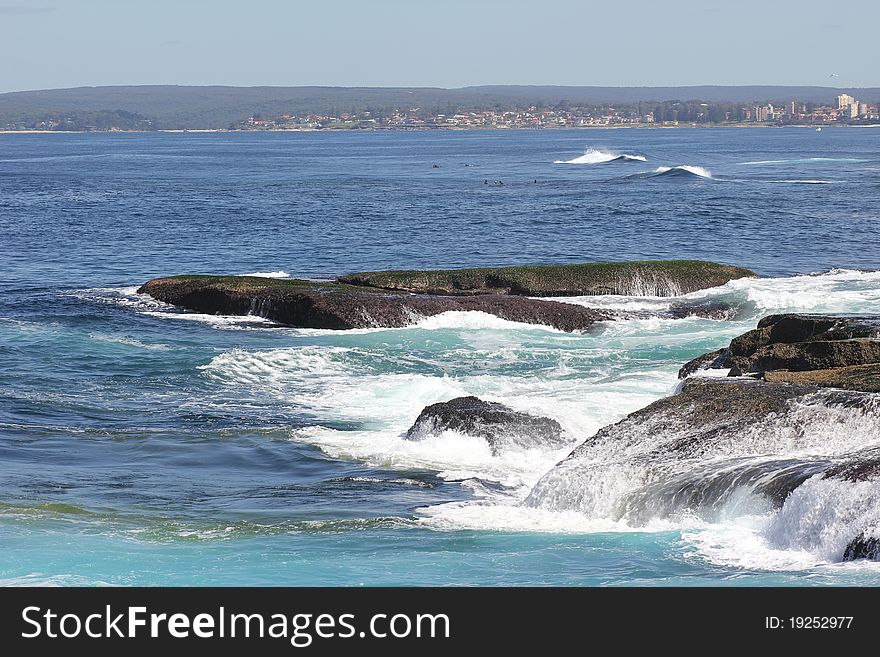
138,260,756,331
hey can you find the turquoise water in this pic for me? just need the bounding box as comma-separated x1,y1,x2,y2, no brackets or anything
2,129,880,585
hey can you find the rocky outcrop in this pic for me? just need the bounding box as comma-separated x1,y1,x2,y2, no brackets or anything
679,314,880,384
138,261,754,332
526,376,880,526
338,260,756,297
727,314,880,376
527,312,880,560
405,396,565,454
565,377,825,462
138,276,613,332
531,312,880,559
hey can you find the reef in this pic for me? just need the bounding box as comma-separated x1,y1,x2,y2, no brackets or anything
138,260,754,332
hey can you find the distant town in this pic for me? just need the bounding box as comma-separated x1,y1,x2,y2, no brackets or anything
236,94,880,131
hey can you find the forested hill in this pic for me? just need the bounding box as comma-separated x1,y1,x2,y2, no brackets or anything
2,85,879,131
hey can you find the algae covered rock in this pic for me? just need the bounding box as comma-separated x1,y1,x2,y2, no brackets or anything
338,260,755,297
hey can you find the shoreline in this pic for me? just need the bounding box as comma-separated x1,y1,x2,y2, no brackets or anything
1,124,871,135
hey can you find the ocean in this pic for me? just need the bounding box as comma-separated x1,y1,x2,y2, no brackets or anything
1,127,879,586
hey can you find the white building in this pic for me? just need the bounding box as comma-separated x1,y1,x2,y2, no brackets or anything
837,93,855,110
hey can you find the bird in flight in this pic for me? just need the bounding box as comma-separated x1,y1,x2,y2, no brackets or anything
829,73,839,78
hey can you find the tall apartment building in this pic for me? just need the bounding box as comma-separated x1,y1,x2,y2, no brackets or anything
754,104,774,122
837,94,856,109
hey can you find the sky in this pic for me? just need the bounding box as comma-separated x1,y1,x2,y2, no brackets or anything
1,0,877,93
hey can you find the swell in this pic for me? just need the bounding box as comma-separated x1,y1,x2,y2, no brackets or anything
626,165,714,180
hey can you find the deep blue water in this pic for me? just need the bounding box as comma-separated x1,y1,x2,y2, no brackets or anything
1,128,880,586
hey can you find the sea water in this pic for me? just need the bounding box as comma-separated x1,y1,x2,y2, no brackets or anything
1,128,880,585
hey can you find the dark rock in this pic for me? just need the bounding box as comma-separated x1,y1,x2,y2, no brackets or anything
728,314,880,375
843,534,880,561
138,276,613,332
339,260,756,298
405,396,565,454
678,348,730,379
732,340,880,375
683,314,880,387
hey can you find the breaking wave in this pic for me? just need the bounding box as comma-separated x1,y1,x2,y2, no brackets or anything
555,148,647,164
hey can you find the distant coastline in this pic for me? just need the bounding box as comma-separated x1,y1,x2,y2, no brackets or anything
0,123,862,135
3,84,879,133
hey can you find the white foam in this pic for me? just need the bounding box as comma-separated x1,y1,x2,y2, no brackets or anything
417,501,642,533
548,269,880,320
202,339,674,488
412,310,563,332
528,390,880,519
762,475,880,562
709,268,880,315
142,310,280,329
63,286,173,312
682,476,880,572
294,426,570,489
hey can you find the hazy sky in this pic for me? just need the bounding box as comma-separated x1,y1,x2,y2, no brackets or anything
1,0,877,93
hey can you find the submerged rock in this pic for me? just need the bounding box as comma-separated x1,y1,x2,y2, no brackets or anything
338,260,756,297
138,276,612,332
405,396,565,454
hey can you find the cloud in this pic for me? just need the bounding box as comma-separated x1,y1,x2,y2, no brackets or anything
0,5,57,14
